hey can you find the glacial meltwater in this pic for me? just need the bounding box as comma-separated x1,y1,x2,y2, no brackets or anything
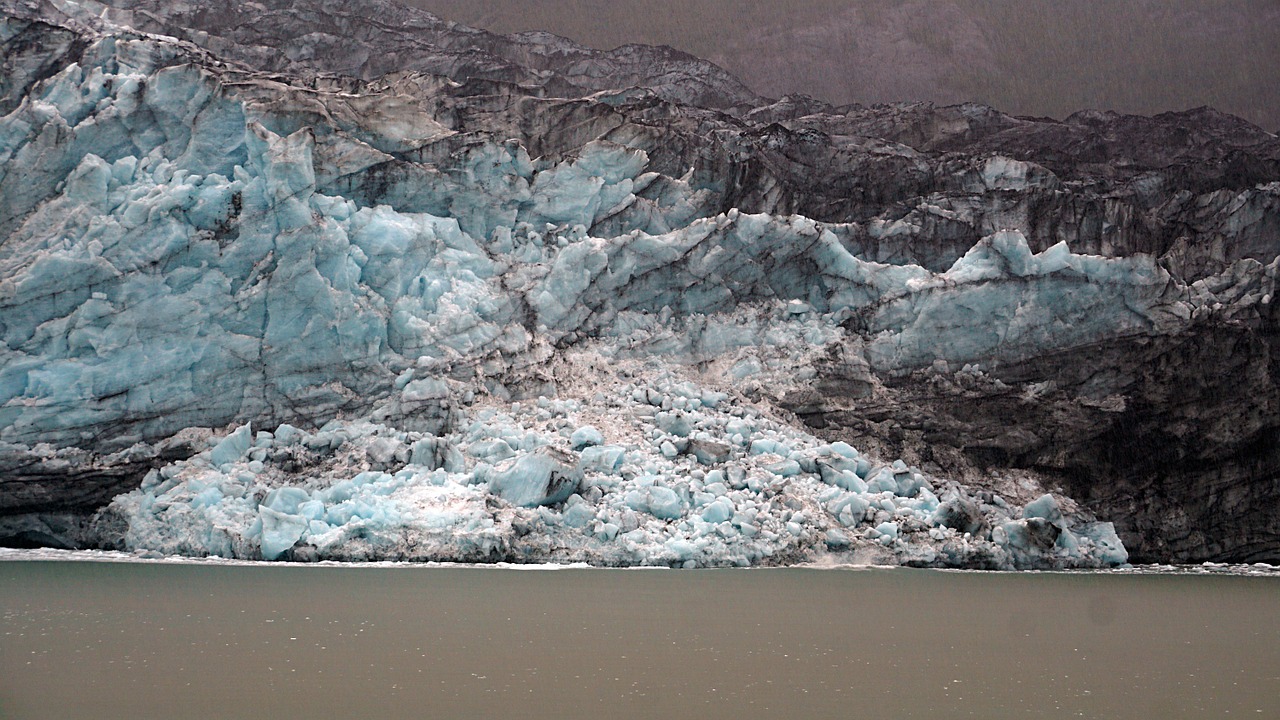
2,556,1277,719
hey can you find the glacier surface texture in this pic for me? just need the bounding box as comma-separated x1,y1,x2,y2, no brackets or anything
1,0,1279,565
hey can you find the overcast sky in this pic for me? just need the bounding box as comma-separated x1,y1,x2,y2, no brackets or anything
404,0,1280,130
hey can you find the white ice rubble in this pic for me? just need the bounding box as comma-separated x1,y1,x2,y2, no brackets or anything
107,359,1128,568
14,9,1269,567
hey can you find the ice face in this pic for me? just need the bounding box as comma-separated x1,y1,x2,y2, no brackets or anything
0,25,1236,459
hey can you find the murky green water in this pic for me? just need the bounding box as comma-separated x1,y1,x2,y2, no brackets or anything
2,558,1277,719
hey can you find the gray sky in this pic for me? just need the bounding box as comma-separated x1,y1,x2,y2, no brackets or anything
404,0,1280,131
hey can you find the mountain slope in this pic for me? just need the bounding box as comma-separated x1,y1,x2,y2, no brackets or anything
404,0,1280,133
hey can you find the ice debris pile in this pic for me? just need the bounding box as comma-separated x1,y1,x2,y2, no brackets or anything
104,359,1127,568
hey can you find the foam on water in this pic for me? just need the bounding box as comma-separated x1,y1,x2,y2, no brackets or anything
5,547,1279,577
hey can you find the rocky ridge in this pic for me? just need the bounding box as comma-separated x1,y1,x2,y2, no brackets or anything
1,0,1278,564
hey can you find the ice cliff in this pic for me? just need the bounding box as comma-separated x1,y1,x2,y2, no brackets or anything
1,0,1278,566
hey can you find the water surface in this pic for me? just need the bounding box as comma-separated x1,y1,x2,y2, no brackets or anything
2,557,1277,719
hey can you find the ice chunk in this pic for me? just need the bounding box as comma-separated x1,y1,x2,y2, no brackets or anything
570,425,604,449
578,444,627,474
765,459,801,477
665,538,696,563
825,529,851,547
209,424,253,468
932,498,985,534
874,522,899,539
1077,522,1129,565
815,455,865,491
1022,494,1066,528
263,487,310,515
700,498,734,524
894,472,929,498
655,412,693,437
626,485,684,520
259,506,308,560
687,438,731,465
487,448,582,507
561,499,596,528
866,467,898,494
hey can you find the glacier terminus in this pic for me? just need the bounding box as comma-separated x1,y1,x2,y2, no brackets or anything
1,0,1279,568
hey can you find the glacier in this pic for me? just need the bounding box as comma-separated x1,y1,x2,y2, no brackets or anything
2,0,1279,565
